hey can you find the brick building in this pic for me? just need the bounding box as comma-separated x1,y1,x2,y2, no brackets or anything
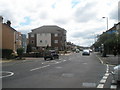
28,25,67,51
0,16,22,52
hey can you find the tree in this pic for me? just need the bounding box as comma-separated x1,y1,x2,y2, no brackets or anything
94,32,119,55
17,48,24,59
26,44,32,53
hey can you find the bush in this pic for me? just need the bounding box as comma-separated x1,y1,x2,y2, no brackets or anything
23,52,43,57
2,49,13,59
26,44,32,53
17,48,24,59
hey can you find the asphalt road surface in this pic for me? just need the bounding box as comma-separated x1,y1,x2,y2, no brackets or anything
1,52,117,88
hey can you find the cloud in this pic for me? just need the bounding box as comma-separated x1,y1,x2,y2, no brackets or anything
0,0,119,47
109,5,118,21
74,1,98,23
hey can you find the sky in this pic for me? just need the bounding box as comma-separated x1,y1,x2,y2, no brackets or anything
0,0,119,47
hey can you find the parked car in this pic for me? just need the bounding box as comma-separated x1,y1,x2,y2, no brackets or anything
76,49,80,53
82,49,90,55
43,50,59,60
111,64,120,84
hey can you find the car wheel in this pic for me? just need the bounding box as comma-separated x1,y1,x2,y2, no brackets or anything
51,57,53,60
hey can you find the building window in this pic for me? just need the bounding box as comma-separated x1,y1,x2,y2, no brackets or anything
31,40,34,44
54,33,58,37
54,40,58,43
31,34,34,37
40,40,42,43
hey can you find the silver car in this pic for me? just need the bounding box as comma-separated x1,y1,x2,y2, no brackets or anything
111,65,120,84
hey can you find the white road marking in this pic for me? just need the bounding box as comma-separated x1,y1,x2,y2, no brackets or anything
62,73,74,77
96,55,104,64
97,64,110,88
110,85,117,89
97,84,104,88
30,65,50,71
63,60,66,62
102,76,108,79
22,60,27,62
82,83,96,88
55,62,60,64
55,66,63,69
0,71,14,78
105,73,109,76
100,79,106,84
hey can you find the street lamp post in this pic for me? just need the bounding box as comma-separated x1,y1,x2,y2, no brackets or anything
102,17,108,30
102,17,109,57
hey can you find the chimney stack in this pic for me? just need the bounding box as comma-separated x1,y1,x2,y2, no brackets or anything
6,20,11,26
0,16,3,23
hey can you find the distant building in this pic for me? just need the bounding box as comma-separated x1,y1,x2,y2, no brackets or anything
106,24,118,34
28,25,67,51
15,32,22,50
22,34,27,53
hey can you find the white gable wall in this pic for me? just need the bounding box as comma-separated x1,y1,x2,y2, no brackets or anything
36,33,51,47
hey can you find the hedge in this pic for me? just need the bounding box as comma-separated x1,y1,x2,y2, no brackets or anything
2,49,13,59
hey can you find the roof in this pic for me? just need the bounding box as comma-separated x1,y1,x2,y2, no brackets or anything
3,23,17,32
29,25,66,34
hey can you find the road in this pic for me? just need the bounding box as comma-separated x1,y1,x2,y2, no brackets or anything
1,52,116,88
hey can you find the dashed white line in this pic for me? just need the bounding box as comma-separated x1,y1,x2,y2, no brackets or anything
96,56,118,89
100,79,106,84
97,84,104,88
110,85,117,89
97,65,110,88
105,73,109,76
110,80,117,89
102,76,108,79
30,65,50,71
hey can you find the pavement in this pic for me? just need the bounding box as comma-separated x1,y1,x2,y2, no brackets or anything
96,52,120,66
96,52,120,89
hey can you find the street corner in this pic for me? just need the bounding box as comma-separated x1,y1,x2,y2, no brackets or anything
61,53,72,56
25,57,43,60
0,59,15,63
